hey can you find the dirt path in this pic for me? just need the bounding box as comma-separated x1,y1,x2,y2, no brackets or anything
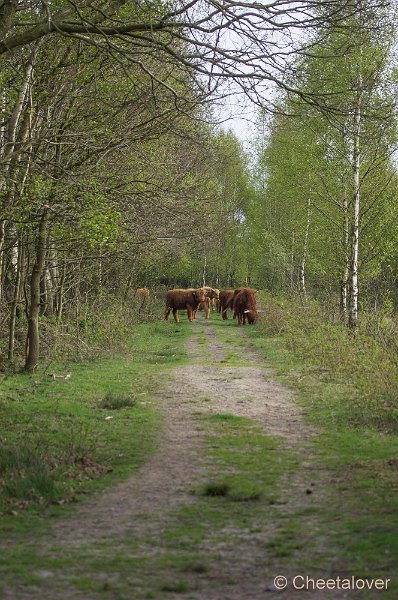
4,317,351,600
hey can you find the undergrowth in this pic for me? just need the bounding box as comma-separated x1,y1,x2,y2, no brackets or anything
1,294,165,371
254,293,398,432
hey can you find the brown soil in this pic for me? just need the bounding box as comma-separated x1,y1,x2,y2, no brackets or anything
3,317,354,600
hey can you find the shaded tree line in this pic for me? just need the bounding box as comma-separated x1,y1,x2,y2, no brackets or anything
0,34,253,370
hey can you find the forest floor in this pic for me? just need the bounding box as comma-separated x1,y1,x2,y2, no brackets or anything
2,315,394,599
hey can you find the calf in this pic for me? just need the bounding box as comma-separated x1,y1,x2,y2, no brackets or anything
193,287,220,319
134,287,150,300
165,288,206,323
196,297,212,319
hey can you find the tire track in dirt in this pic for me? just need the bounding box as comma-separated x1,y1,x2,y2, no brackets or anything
51,317,314,545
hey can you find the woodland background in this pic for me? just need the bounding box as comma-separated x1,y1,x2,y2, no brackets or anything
1,0,398,373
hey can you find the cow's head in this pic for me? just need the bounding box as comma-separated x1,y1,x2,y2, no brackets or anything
194,288,207,302
244,309,258,324
204,287,219,299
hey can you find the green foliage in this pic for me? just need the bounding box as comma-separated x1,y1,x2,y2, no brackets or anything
252,293,398,432
78,192,123,249
246,3,398,306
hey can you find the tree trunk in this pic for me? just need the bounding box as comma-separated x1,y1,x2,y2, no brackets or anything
340,193,350,321
25,209,49,372
39,264,48,316
348,87,362,330
202,253,207,287
0,52,35,305
299,198,311,302
8,237,23,361
290,230,295,291
0,220,5,303
56,262,66,322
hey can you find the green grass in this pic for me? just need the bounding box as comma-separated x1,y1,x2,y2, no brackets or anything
159,413,295,556
3,308,398,598
252,293,398,432
0,406,293,599
245,294,398,597
96,390,138,410
0,321,189,540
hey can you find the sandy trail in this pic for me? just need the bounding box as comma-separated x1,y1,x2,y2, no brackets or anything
4,317,351,600
50,320,314,546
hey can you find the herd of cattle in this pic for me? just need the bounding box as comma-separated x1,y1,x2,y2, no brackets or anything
134,286,258,324
160,286,259,325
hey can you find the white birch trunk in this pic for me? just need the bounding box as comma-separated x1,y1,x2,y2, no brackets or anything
0,54,35,303
0,91,6,157
8,237,23,360
202,253,207,287
348,87,362,329
299,198,311,301
290,230,295,290
340,193,349,320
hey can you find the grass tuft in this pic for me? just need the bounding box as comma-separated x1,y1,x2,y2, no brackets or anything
180,562,208,574
229,488,262,502
201,482,231,497
160,581,190,593
97,391,137,410
0,445,59,502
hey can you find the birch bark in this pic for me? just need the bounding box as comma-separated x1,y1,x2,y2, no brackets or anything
340,192,350,320
299,197,312,302
348,84,362,330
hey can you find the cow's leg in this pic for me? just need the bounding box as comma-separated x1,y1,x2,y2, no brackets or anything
172,308,179,323
187,305,193,322
222,305,228,320
165,306,171,320
205,303,210,319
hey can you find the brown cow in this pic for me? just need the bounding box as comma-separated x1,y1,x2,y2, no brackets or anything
196,296,212,319
210,288,220,310
193,287,220,319
134,287,150,312
134,287,150,301
233,287,258,324
218,289,235,320
165,288,206,323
